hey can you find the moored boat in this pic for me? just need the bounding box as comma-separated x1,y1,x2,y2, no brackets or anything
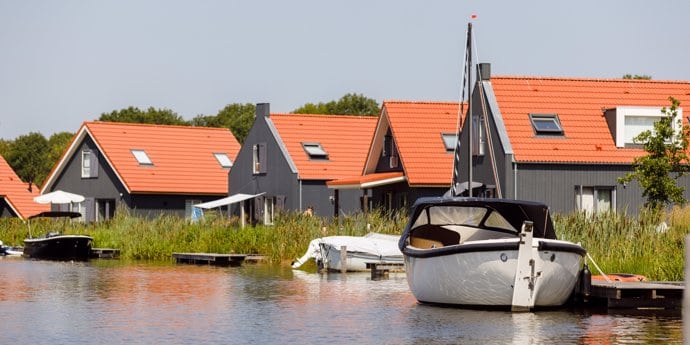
292,232,403,272
399,197,586,311
23,211,93,261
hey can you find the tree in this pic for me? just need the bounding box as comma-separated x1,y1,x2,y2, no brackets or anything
292,93,380,116
46,131,75,174
98,106,187,125
190,103,256,143
618,97,690,209
623,74,652,80
5,132,50,191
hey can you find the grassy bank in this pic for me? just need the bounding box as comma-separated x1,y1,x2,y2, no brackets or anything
1,207,688,281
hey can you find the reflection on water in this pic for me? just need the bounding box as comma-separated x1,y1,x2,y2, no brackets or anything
0,258,682,344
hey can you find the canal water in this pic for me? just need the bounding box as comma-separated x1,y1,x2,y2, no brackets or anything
0,258,682,344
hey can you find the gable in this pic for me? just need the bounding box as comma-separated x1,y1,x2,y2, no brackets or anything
0,155,49,219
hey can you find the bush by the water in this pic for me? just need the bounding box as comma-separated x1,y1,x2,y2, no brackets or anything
1,206,688,281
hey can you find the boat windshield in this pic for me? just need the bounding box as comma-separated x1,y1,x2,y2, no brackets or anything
411,205,516,232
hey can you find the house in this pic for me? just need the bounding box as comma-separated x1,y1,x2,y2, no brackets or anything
0,155,49,220
41,121,241,221
227,104,378,223
456,63,690,214
327,101,464,211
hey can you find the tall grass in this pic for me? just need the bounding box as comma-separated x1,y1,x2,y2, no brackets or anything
555,206,687,281
1,206,688,281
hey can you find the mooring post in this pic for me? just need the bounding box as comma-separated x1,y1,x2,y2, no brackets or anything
683,235,690,345
340,246,347,273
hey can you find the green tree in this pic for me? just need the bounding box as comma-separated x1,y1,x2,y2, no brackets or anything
5,132,50,191
98,106,187,125
618,97,690,209
0,139,11,159
190,103,255,143
46,131,74,174
623,74,652,80
292,93,380,116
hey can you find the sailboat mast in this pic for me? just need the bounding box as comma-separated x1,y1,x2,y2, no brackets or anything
467,22,473,197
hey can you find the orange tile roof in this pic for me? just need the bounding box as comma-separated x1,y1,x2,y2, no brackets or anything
45,122,241,195
490,77,690,163
270,114,378,180
383,101,461,186
0,156,49,219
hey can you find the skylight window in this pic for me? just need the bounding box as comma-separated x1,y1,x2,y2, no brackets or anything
131,149,153,165
302,143,328,159
530,114,564,135
214,153,233,168
441,133,458,152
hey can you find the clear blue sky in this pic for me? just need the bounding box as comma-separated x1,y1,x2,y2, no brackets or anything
1,1,688,140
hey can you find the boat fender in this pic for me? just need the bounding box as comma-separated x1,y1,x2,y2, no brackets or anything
580,263,591,297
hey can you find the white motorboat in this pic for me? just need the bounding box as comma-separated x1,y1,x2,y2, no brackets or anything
399,197,586,311
292,233,403,272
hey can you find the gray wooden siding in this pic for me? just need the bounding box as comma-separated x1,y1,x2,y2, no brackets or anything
0,199,17,218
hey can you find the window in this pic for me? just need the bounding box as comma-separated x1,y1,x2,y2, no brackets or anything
185,199,203,221
131,149,153,165
252,143,267,174
472,114,485,155
214,153,233,168
81,150,98,178
302,142,328,159
383,133,393,157
529,114,564,135
609,106,683,147
441,133,458,152
264,197,275,225
575,186,615,215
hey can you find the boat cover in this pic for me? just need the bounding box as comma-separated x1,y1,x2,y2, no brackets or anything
292,233,401,268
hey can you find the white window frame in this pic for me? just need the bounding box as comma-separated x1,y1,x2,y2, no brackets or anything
302,142,328,159
615,106,683,147
264,197,275,225
213,153,233,168
81,151,91,178
441,133,457,152
252,144,260,174
575,185,616,215
131,149,153,165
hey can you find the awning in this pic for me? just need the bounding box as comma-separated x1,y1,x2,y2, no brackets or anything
327,172,406,190
193,193,266,209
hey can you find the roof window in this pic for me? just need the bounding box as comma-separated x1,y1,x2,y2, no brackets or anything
302,143,328,159
529,114,564,135
131,149,153,165
214,153,233,168
441,133,458,152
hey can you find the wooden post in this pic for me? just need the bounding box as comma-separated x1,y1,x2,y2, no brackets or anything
240,200,245,228
683,235,690,344
334,189,339,218
340,246,347,273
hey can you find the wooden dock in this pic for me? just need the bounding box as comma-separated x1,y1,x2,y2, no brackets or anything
90,248,120,259
366,262,405,280
172,252,247,267
579,280,683,311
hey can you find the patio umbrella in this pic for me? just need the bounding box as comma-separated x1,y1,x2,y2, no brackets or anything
34,190,85,204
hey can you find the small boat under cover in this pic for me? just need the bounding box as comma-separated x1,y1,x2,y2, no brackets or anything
292,232,403,272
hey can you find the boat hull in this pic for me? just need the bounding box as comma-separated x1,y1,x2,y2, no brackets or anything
23,235,93,261
320,243,403,272
404,239,583,307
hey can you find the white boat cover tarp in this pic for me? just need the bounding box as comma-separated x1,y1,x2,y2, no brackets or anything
193,193,265,209
34,190,85,204
292,232,401,268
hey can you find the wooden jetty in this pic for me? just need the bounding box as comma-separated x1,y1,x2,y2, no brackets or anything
366,262,405,280
579,280,683,311
172,252,248,267
90,248,120,259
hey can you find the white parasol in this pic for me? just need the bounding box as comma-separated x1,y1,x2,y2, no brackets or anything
34,190,85,204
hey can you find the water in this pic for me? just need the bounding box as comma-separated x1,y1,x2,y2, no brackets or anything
0,258,682,344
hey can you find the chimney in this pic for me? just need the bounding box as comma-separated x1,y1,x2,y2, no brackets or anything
478,63,491,81
256,103,270,118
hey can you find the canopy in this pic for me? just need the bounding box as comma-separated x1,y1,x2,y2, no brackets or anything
193,193,265,209
34,190,85,204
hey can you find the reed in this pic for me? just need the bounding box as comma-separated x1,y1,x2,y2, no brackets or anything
1,207,688,281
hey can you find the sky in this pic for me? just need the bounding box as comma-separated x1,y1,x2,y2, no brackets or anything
1,1,689,140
